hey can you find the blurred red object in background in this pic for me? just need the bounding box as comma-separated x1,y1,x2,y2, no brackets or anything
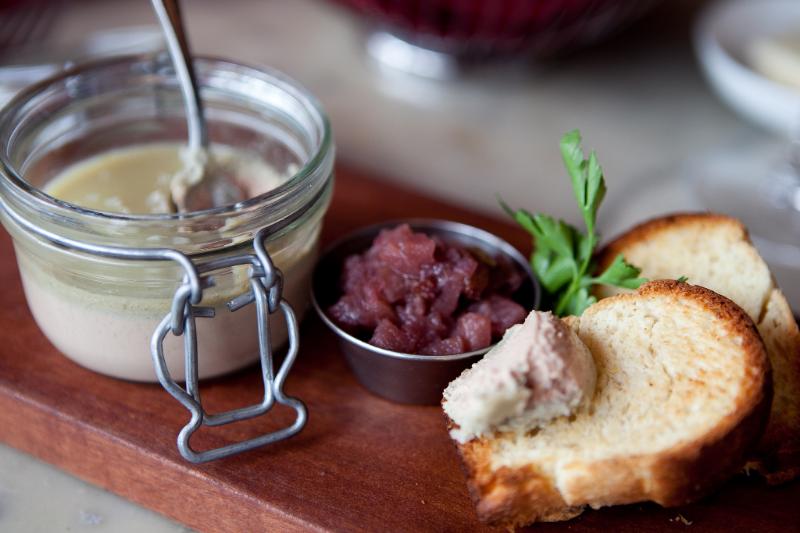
336,0,661,57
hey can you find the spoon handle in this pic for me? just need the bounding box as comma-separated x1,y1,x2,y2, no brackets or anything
151,0,208,151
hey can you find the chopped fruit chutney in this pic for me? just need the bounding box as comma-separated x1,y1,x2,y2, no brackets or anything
328,224,527,355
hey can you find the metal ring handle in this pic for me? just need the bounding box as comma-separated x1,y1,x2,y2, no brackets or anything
150,235,307,463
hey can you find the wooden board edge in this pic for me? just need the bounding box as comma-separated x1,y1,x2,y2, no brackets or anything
0,386,318,533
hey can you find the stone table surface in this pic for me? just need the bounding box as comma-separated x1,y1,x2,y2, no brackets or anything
0,0,788,531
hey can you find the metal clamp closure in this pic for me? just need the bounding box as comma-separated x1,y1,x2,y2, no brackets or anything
150,227,307,463
0,195,307,463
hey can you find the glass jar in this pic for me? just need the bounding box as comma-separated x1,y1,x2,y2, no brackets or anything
0,54,334,382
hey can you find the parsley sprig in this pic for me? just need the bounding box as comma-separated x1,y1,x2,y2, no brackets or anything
502,130,647,316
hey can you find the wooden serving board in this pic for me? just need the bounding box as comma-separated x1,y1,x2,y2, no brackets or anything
0,167,798,532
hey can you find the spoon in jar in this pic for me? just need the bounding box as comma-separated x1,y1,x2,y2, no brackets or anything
151,0,245,213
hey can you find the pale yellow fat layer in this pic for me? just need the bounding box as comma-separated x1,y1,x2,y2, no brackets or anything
45,144,186,214
43,143,288,215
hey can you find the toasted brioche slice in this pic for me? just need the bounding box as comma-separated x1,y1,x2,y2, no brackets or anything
596,213,800,483
452,281,771,527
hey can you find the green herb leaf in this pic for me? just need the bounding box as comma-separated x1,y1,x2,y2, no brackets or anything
562,287,596,317
575,232,595,267
676,276,689,283
584,151,606,236
560,130,587,209
532,247,575,293
592,254,648,290
559,131,607,240
527,214,576,261
500,200,581,293
502,129,648,317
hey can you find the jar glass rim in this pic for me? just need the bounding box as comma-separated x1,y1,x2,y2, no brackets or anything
0,53,333,222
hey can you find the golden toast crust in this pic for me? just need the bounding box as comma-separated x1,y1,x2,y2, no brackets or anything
597,213,800,484
449,281,771,528
596,213,746,272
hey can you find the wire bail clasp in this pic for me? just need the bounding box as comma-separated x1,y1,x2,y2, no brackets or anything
150,227,307,463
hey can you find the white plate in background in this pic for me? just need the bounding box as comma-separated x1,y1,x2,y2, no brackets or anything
695,0,800,137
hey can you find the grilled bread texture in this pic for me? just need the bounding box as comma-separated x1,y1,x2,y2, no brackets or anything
596,213,800,483
450,281,771,527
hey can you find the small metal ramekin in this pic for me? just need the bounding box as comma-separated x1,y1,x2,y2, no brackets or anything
311,219,540,405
